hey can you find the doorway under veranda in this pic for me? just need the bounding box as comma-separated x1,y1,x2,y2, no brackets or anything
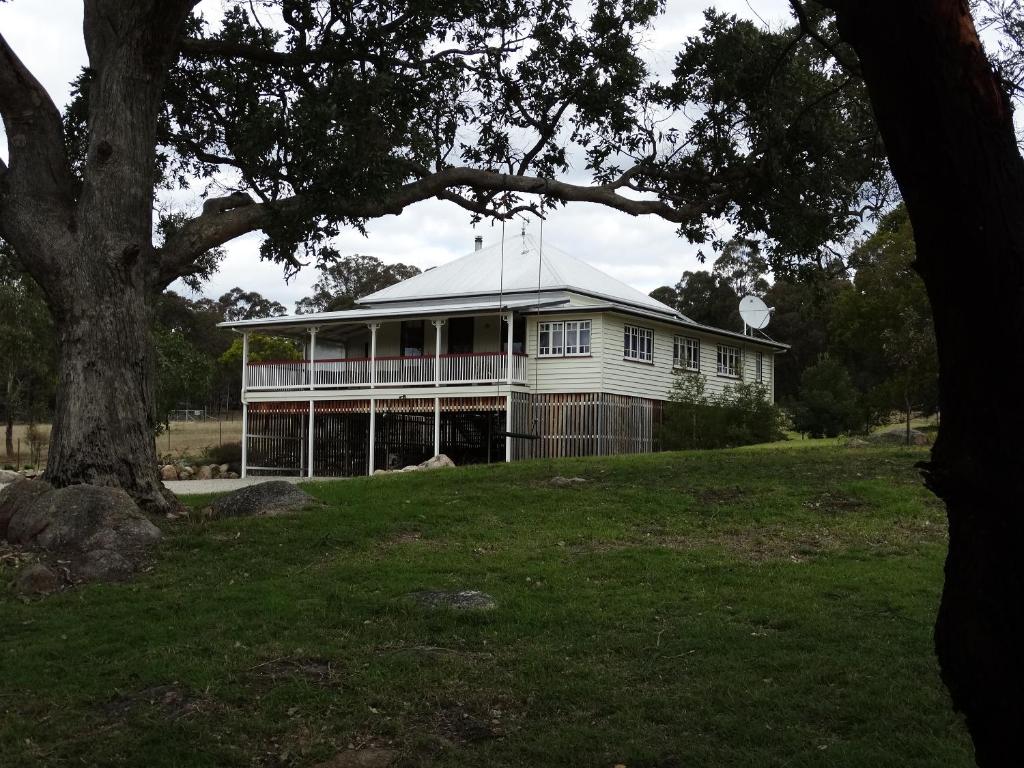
242,392,664,477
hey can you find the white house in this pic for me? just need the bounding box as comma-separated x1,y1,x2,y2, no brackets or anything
220,235,786,476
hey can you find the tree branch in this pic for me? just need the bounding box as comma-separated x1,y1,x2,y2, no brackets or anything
156,166,722,289
0,32,73,203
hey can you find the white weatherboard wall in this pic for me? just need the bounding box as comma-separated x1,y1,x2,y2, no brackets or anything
599,313,775,402
524,314,604,393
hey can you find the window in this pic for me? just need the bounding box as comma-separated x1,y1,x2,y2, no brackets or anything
673,336,700,371
447,317,474,354
623,325,653,363
538,321,564,356
539,320,591,357
756,351,764,382
564,320,591,356
400,320,425,357
717,344,740,377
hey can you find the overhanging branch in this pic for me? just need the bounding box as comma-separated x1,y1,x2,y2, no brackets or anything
156,166,722,289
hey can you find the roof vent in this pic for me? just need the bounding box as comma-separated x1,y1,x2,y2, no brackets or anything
474,235,483,251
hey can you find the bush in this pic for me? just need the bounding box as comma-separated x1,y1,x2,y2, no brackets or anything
792,357,863,438
202,441,243,469
660,372,786,450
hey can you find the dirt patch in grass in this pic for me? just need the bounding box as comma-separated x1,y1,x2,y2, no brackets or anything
802,491,866,515
102,684,208,721
250,657,340,686
694,486,745,505
573,520,947,562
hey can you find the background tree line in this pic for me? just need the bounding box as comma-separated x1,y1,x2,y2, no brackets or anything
0,251,419,432
652,205,938,438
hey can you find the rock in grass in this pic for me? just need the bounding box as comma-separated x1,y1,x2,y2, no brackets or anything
0,480,51,540
204,481,321,519
410,589,496,610
15,562,59,595
418,454,455,470
2,484,161,584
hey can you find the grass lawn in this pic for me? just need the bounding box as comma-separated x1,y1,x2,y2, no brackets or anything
0,445,971,767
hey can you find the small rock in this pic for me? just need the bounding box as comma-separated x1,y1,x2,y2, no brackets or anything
550,476,587,487
160,464,179,481
418,454,455,470
372,469,389,476
218,464,230,476
15,563,59,595
225,472,239,480
401,465,420,472
313,748,398,768
204,481,320,519
196,465,214,480
410,589,496,611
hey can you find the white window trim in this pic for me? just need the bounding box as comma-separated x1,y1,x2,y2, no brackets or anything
755,351,764,383
539,319,592,358
673,335,700,372
717,344,741,378
563,319,592,357
623,324,654,364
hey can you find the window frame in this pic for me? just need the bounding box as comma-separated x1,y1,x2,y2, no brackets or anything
673,335,700,372
563,320,592,356
755,351,764,383
538,319,592,358
717,344,741,378
623,324,654,364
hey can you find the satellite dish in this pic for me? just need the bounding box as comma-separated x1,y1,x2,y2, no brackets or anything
739,295,773,331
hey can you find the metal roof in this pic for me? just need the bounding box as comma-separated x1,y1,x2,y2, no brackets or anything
359,234,689,320
217,295,567,332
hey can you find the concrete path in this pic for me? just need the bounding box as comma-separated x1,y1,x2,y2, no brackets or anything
165,475,316,496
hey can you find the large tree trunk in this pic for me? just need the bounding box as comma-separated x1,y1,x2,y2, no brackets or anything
45,274,172,512
830,1,1024,762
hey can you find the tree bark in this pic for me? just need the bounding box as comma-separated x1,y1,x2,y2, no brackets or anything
4,369,13,458
827,1,1024,762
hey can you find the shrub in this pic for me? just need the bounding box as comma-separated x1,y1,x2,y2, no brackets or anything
660,372,786,450
792,357,863,437
203,441,243,468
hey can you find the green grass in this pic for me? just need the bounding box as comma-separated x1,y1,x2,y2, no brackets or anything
0,445,971,767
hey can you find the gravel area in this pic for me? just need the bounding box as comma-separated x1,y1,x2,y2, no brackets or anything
165,476,316,496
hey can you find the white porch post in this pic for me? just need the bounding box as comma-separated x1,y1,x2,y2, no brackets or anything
505,394,512,463
432,318,445,386
241,401,248,478
434,396,441,457
505,311,514,384
307,400,315,478
241,331,250,395
241,331,249,479
308,327,317,390
369,322,380,389
368,398,377,475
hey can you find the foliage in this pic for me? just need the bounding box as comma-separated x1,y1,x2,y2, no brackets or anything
154,328,214,426
215,288,286,322
295,253,421,313
830,206,938,423
0,244,57,445
219,334,302,369
661,371,785,449
0,447,970,766
792,356,864,438
202,441,243,469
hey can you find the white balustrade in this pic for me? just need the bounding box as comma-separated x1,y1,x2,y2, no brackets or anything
248,353,527,389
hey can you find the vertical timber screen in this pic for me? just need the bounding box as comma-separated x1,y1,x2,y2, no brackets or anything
247,402,307,476
508,392,662,461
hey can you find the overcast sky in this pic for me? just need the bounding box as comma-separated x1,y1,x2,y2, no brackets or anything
0,0,794,311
